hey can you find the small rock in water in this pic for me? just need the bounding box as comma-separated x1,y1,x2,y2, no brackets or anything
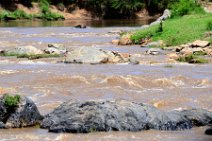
7,46,43,55
146,48,163,55
45,44,67,55
74,24,86,29
205,127,212,135
111,39,120,45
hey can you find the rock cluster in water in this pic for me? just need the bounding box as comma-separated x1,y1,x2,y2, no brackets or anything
64,47,132,64
0,94,43,128
41,99,212,133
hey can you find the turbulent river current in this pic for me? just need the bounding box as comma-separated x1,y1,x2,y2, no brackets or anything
0,20,211,141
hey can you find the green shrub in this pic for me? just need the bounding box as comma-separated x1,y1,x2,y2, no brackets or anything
170,0,205,17
207,21,212,31
177,54,208,64
3,94,21,109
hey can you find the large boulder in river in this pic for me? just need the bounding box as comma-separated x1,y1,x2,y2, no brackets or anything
0,94,43,128
7,46,43,55
41,100,212,133
64,47,128,64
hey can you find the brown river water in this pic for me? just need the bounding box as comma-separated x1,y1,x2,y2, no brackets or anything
0,20,212,141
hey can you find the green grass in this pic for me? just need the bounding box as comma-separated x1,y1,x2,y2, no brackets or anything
131,14,212,46
3,94,21,109
177,54,208,64
0,53,61,60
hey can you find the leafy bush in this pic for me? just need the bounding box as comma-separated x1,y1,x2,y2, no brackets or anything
170,0,205,17
3,95,21,108
0,10,32,20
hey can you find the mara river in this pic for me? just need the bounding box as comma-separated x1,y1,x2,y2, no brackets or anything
0,20,211,141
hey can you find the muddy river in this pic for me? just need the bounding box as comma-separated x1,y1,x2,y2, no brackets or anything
0,20,211,141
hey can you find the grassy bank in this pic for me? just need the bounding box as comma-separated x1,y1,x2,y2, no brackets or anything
131,13,212,46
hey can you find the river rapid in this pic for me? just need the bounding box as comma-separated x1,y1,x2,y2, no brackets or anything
0,20,211,141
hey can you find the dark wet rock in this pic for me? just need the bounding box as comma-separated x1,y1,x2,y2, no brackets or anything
44,44,67,55
6,46,43,55
205,127,212,135
0,121,5,129
64,47,129,64
146,48,163,55
74,24,86,29
0,94,43,128
41,100,212,133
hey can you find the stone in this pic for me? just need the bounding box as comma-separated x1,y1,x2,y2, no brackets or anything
111,39,120,45
205,127,212,135
108,30,123,34
64,47,128,64
119,33,132,45
168,53,179,60
41,100,212,133
74,24,86,29
192,40,210,48
146,48,163,55
180,47,193,55
0,94,43,128
44,44,67,55
0,121,5,129
7,46,43,55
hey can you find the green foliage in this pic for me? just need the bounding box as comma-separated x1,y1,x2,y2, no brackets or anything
131,14,212,46
3,94,21,109
110,0,144,17
0,10,32,20
37,0,64,20
177,54,208,64
170,0,205,17
207,21,212,31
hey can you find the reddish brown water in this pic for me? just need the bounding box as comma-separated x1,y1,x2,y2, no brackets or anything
0,25,212,141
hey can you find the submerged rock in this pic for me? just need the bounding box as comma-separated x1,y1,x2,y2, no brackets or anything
0,94,43,128
64,47,129,64
74,24,86,29
41,100,212,133
7,46,43,55
146,48,163,55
